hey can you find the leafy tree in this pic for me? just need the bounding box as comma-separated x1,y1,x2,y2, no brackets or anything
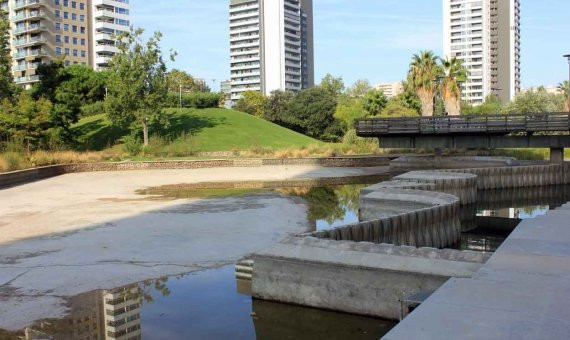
0,92,52,148
558,80,569,112
264,90,294,125
32,62,106,144
320,74,345,97
286,87,338,139
347,79,372,97
502,88,564,114
166,69,210,94
105,28,174,146
234,90,267,117
400,80,422,113
440,56,468,115
334,94,368,129
380,99,420,117
408,50,442,116
461,95,502,115
0,9,14,100
362,89,388,116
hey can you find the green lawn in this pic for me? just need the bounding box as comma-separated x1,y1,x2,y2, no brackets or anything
73,108,320,152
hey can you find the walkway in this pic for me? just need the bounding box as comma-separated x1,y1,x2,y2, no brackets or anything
384,202,570,340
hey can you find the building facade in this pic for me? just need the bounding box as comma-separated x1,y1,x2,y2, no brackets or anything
376,81,404,98
229,0,314,105
443,0,520,105
0,0,129,87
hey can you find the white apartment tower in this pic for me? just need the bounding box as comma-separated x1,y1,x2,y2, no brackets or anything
90,0,130,71
229,0,314,104
443,0,521,105
0,0,129,87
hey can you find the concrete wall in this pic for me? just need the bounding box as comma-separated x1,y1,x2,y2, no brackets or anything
253,237,490,320
0,156,392,189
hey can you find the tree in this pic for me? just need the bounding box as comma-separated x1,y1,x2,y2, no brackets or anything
334,94,368,129
407,50,442,116
105,28,174,146
380,99,419,117
461,95,501,115
320,74,345,97
362,89,388,116
166,69,210,94
440,56,468,116
502,88,564,114
558,81,569,112
347,79,372,97
234,90,266,117
286,87,338,139
32,62,107,144
264,90,294,125
0,92,52,148
0,9,14,101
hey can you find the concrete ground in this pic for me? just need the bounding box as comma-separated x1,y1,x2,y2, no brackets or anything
0,165,387,330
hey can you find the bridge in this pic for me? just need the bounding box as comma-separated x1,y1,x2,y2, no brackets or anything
355,113,570,163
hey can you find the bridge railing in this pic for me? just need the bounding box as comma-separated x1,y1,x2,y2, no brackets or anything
355,113,570,136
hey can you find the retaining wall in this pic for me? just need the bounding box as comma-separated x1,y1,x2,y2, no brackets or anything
0,156,392,189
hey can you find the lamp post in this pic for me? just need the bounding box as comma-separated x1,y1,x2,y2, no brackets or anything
563,54,570,112
179,83,182,109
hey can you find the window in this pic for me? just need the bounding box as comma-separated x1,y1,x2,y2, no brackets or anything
55,10,60,18
63,0,68,6
65,60,70,66
80,15,85,22
55,0,60,4
71,1,76,8
56,47,62,55
80,26,86,34
55,22,61,30
81,50,86,57
72,37,77,44
64,48,70,55
72,25,77,33
73,49,78,57
64,36,69,43
80,38,85,45
55,35,61,43
80,3,84,10
63,24,69,31
63,12,68,19
72,13,77,21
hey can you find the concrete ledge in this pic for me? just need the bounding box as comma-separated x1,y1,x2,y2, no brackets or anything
394,171,478,204
0,156,392,189
253,237,490,320
390,155,518,171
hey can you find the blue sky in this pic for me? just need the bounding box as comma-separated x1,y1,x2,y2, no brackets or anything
131,0,570,91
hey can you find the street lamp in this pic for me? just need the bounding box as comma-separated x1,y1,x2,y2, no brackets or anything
563,54,570,112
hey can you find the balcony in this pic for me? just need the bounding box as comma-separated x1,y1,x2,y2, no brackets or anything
12,62,41,71
13,24,47,34
13,0,43,10
12,11,47,22
13,36,47,47
14,75,40,83
13,49,48,59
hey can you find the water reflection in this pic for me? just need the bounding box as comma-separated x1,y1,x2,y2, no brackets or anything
3,266,395,340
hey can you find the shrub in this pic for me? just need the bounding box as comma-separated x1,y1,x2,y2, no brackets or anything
0,152,28,172
165,92,223,109
122,132,143,156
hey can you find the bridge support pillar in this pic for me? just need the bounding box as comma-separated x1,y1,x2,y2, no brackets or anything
550,148,564,164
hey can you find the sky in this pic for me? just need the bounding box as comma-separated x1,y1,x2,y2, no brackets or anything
131,0,570,92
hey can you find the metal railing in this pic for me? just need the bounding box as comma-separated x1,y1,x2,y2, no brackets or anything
355,113,570,136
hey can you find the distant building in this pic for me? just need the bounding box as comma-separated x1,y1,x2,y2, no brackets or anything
520,86,561,95
0,0,130,87
443,0,521,105
229,0,314,106
375,82,404,98
220,80,232,108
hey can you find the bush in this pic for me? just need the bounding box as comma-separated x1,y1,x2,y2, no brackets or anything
143,133,198,158
165,92,223,109
0,152,28,172
80,101,106,117
122,132,143,156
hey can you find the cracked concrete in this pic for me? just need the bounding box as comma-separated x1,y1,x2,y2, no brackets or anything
0,165,387,330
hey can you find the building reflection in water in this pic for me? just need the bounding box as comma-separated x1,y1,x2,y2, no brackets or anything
20,284,143,340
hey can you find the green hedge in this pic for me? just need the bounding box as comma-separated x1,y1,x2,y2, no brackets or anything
166,92,223,109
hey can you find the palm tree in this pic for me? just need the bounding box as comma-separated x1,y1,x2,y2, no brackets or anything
558,81,569,112
440,57,468,116
407,51,442,116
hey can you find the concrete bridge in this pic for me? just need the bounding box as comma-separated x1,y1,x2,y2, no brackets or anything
355,113,570,163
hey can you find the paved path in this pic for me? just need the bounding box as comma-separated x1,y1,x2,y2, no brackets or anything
384,202,570,340
0,165,387,330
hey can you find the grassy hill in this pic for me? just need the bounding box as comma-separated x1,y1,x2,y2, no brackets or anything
73,108,320,152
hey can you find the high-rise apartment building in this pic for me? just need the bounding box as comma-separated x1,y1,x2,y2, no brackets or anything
443,0,521,105
376,81,404,98
229,0,314,105
0,0,130,87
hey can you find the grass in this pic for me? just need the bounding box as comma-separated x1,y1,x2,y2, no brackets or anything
73,108,321,152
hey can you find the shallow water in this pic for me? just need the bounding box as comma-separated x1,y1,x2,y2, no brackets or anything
6,266,395,340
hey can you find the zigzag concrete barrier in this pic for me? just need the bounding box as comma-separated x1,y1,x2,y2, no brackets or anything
251,161,570,320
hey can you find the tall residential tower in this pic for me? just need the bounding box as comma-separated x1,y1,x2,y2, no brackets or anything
443,0,521,105
0,0,130,87
229,0,314,105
